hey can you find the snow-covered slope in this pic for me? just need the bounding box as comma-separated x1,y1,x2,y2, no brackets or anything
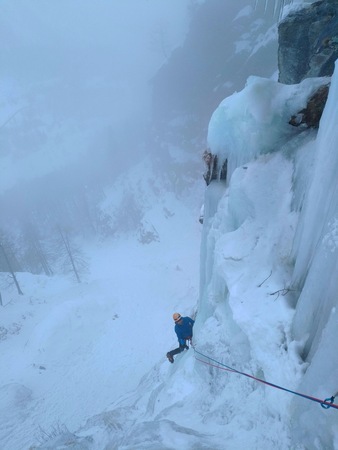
0,161,202,450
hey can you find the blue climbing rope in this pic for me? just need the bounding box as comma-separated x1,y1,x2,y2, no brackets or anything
193,346,338,410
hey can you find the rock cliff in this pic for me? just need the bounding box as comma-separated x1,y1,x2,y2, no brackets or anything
278,0,338,84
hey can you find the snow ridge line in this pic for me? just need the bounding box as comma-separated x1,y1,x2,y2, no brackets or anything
193,347,338,411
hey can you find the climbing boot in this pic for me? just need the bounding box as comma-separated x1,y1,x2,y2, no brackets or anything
166,352,174,363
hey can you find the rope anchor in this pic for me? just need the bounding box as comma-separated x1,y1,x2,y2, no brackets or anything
321,396,335,409
321,392,338,409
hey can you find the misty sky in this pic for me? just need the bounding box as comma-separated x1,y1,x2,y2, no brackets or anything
1,0,190,120
0,0,191,224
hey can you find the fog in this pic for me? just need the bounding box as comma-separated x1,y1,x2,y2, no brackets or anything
1,0,292,272
0,0,190,232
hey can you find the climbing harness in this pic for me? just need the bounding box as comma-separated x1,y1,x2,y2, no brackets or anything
192,346,338,411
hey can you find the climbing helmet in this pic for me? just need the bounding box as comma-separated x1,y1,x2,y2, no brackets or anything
173,313,182,323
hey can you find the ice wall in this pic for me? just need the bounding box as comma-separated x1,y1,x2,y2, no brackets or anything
207,75,327,184
202,66,338,448
290,62,338,449
204,74,332,335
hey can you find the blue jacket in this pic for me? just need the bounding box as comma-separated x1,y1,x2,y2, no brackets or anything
175,316,194,346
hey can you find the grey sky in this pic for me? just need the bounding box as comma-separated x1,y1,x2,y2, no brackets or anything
1,0,190,119
0,0,190,227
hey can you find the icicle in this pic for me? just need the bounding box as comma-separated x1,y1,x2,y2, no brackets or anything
279,0,286,21
264,0,268,14
273,0,279,18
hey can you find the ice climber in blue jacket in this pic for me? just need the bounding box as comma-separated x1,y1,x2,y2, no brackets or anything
166,313,194,363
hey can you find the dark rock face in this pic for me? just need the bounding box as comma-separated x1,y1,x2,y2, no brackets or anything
202,150,227,186
289,83,330,128
278,0,338,84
